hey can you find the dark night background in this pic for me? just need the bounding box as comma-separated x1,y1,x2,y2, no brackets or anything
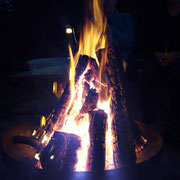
0,0,180,180
0,0,164,75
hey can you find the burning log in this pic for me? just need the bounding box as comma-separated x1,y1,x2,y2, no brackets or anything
80,89,99,114
36,55,95,137
75,55,90,82
105,45,136,167
82,81,90,101
84,69,93,82
40,131,81,172
88,110,107,171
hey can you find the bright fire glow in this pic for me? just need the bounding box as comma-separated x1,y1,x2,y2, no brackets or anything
39,0,115,172
68,45,76,98
53,82,58,95
40,116,46,127
41,135,48,144
57,0,114,171
76,0,106,66
97,95,115,170
32,130,37,136
53,81,64,99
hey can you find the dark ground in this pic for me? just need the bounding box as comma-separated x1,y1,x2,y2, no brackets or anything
0,0,180,179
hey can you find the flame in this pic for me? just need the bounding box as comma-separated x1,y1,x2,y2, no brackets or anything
41,135,48,144
53,81,64,99
32,130,37,136
68,45,76,97
57,0,115,171
97,93,115,170
60,67,91,171
53,82,58,95
37,0,115,172
75,0,106,66
40,116,46,127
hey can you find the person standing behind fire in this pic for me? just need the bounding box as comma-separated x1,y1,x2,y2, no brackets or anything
103,0,134,72
154,0,180,145
142,0,180,139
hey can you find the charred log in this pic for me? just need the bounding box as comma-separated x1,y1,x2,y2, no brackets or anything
82,81,90,101
106,45,136,167
36,55,91,137
40,132,81,172
85,69,93,82
80,89,98,114
89,57,99,74
75,55,89,82
88,110,107,171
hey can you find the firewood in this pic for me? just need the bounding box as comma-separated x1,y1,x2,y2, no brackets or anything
105,45,136,167
36,55,91,137
40,132,81,172
85,69,93,82
75,55,89,82
88,110,107,171
80,89,99,114
82,81,90,101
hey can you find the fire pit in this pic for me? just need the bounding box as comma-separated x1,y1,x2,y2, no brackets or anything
1,0,163,179
2,121,163,180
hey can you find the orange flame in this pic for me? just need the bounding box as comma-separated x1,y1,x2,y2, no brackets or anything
53,81,64,99
52,0,114,171
68,45,76,97
53,82,58,95
75,0,106,66
40,116,46,127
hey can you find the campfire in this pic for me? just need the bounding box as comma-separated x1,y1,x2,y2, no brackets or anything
1,0,165,178
31,0,142,172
